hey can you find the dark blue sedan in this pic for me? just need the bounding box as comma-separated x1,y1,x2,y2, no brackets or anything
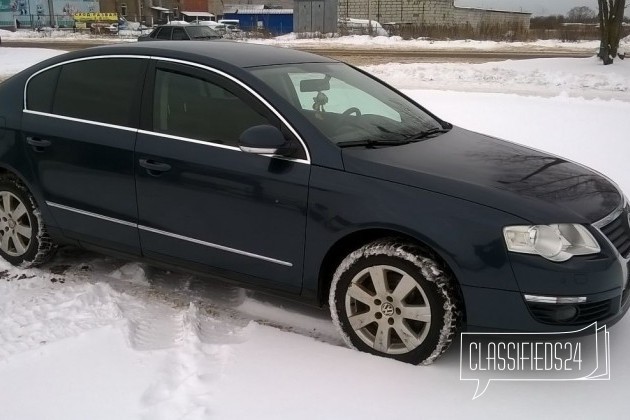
0,41,627,364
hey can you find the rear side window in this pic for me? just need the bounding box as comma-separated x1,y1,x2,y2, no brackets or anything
52,58,145,127
156,27,172,39
26,66,61,113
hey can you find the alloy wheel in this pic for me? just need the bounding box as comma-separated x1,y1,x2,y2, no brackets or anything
344,264,431,355
0,191,33,257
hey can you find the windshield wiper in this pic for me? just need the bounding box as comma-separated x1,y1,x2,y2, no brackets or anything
403,127,451,142
337,127,452,149
337,139,415,148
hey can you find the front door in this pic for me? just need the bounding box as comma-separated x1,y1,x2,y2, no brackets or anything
135,60,310,292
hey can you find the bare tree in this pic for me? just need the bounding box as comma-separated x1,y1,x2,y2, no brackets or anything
597,0,627,64
567,6,597,22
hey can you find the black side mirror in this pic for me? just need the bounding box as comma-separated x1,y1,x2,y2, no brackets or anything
238,125,289,156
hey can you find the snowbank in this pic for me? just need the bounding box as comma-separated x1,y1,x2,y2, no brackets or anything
248,34,605,53
364,56,630,100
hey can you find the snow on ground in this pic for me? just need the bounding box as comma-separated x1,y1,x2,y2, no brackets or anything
249,33,607,53
0,47,63,78
0,47,629,419
367,56,630,100
0,28,138,43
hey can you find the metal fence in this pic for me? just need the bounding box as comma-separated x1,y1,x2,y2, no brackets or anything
4,14,79,29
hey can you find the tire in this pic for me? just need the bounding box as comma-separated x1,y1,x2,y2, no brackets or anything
0,175,56,267
329,239,460,365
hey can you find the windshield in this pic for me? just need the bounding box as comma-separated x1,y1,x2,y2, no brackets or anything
249,62,444,145
186,26,221,39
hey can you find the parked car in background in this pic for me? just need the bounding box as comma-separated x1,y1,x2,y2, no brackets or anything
339,17,388,36
138,24,221,41
197,20,228,35
0,42,628,365
218,19,241,34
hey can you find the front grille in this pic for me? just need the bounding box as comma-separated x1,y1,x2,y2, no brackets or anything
599,207,630,258
528,300,614,325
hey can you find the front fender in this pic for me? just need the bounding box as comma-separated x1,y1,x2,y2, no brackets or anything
302,166,529,300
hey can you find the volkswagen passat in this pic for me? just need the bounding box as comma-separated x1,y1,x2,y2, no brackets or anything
0,42,628,364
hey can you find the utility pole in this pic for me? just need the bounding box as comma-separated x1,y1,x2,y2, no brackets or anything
367,0,372,35
47,0,55,26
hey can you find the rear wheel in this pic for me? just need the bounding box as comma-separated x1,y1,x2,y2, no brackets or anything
0,176,56,267
329,239,459,364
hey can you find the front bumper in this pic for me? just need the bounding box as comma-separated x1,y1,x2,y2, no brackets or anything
463,204,630,332
462,281,630,333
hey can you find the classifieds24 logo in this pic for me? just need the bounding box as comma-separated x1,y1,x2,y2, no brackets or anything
460,323,610,399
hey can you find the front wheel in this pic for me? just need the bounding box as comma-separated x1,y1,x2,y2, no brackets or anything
0,175,56,267
329,240,460,365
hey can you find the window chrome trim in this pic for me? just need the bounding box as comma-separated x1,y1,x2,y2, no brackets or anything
138,129,308,164
45,201,293,267
138,225,293,267
22,54,311,165
150,56,311,164
138,129,240,152
24,110,138,133
46,201,137,228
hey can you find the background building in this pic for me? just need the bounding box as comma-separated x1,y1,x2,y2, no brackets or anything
224,7,293,34
337,0,531,31
1,0,100,27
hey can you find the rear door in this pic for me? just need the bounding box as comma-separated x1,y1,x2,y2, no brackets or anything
22,57,147,254
135,60,311,292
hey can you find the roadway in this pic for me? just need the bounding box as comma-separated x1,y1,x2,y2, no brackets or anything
1,39,594,65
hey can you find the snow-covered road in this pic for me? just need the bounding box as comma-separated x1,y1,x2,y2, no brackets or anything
0,47,629,419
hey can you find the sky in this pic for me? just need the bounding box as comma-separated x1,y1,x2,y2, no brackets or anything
455,0,599,16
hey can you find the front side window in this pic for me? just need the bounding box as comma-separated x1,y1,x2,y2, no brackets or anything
250,63,443,144
52,58,145,126
152,68,269,147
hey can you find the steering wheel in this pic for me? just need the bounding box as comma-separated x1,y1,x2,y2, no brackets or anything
334,107,362,134
341,107,362,118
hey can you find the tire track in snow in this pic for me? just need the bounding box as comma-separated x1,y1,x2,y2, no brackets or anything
1,248,343,418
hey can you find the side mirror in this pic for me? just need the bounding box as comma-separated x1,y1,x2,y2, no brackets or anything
239,125,288,155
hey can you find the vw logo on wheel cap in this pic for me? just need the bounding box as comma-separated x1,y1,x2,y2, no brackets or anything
381,302,395,317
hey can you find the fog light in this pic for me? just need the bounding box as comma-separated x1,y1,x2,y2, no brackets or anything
551,305,578,322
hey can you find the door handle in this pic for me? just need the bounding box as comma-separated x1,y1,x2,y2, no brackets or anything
139,159,171,175
26,136,51,152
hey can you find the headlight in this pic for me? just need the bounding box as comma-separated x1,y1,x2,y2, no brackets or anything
503,224,600,262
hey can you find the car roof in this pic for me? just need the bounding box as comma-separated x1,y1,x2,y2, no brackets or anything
53,41,337,69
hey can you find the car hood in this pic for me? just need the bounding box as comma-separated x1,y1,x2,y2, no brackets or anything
341,126,622,224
